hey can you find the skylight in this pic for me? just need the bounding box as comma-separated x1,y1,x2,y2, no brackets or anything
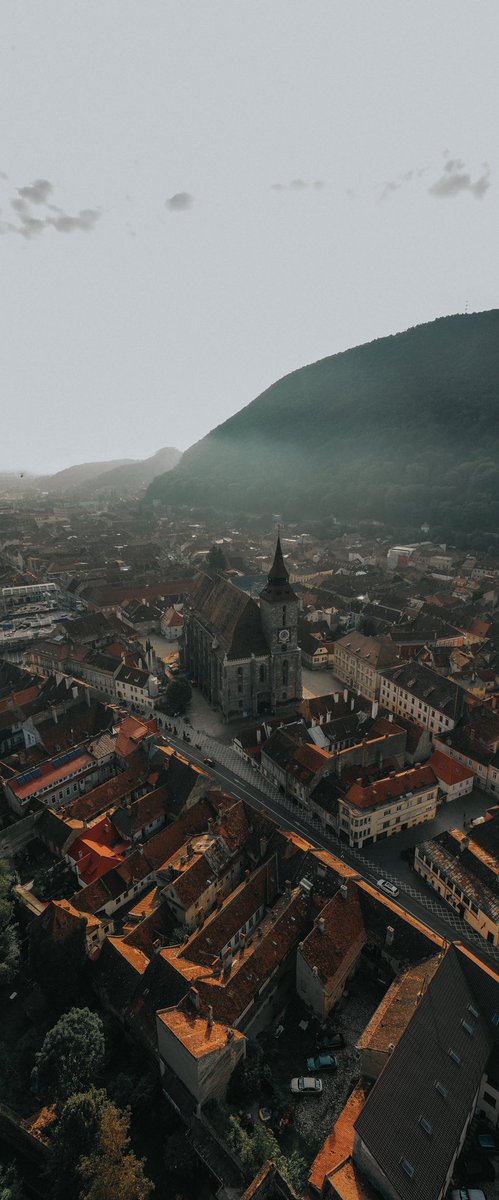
400,1158,415,1179
462,1019,474,1036
468,1003,479,1019
419,1116,432,1136
449,1048,461,1065
435,1081,448,1098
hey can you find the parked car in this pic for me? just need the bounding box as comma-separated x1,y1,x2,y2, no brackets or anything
376,878,399,898
474,1130,499,1154
290,1076,323,1094
307,1054,338,1073
451,1190,487,1200
318,1033,345,1051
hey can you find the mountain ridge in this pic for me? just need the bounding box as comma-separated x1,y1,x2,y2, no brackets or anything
8,447,182,497
147,311,499,532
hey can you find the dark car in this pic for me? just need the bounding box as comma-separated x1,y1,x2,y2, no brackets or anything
306,1054,339,1073
318,1033,345,1051
474,1131,499,1154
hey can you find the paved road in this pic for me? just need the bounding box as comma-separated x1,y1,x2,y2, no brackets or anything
157,715,499,966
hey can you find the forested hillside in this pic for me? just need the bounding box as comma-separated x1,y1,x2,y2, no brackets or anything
148,311,499,531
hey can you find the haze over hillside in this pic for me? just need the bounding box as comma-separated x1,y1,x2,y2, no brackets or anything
6,447,181,498
148,311,499,532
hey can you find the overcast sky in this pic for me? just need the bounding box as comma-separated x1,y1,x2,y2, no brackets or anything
1,0,498,474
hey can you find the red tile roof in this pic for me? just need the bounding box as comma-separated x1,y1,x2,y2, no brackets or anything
429,750,475,786
299,884,366,983
345,764,438,811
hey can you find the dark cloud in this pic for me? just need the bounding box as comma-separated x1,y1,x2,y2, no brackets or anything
0,177,101,239
17,178,52,204
165,192,194,212
429,160,491,199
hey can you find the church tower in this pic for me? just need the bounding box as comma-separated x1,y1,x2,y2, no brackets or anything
260,536,301,710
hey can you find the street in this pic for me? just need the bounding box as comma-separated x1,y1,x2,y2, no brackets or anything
160,720,499,966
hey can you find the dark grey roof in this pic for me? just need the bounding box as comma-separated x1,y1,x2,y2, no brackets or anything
115,664,150,688
380,660,462,716
189,572,268,659
355,945,495,1200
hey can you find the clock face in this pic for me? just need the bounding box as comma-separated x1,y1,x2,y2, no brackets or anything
278,628,290,643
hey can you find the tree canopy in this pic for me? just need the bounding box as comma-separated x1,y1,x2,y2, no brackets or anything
48,1088,108,1200
164,676,192,714
78,1102,153,1200
0,859,20,988
32,1007,106,1104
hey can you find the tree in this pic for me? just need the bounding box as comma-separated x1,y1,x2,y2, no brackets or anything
29,907,88,1009
0,1162,25,1200
164,677,192,715
228,1115,306,1191
0,859,20,987
48,1088,107,1200
32,1007,105,1105
78,1102,153,1200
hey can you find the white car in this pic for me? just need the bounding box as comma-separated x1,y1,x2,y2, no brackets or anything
376,878,399,898
290,1076,323,1094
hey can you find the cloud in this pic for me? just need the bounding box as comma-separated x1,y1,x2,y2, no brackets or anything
428,159,491,199
165,192,194,212
271,178,326,192
0,177,101,239
380,165,428,201
17,178,52,204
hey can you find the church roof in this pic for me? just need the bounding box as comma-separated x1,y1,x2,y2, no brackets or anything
189,573,268,659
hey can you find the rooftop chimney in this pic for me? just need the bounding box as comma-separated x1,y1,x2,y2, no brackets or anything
187,840,194,859
285,878,292,896
385,926,395,947
227,1029,235,1042
318,917,325,934
189,986,200,1011
340,883,348,901
343,689,348,703
312,965,319,977
207,1005,214,1028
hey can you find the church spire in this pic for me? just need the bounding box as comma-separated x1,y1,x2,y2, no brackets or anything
259,534,296,602
268,534,289,585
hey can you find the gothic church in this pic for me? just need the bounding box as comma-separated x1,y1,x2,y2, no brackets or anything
184,537,302,721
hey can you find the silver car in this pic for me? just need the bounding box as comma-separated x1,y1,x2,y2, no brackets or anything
290,1076,323,1094
376,878,399,897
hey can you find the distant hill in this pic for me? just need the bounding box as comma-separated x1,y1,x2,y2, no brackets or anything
147,311,499,532
21,447,181,497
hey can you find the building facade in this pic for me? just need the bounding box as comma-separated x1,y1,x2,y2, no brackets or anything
184,537,302,721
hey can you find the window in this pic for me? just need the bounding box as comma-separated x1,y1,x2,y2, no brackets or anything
400,1159,415,1180
449,1048,461,1065
419,1116,432,1136
435,1081,448,1098
468,1003,479,1019
462,1019,474,1036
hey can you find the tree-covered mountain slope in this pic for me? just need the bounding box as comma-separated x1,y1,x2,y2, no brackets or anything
147,311,499,529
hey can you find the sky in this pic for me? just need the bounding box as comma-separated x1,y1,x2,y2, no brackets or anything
1,0,498,474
